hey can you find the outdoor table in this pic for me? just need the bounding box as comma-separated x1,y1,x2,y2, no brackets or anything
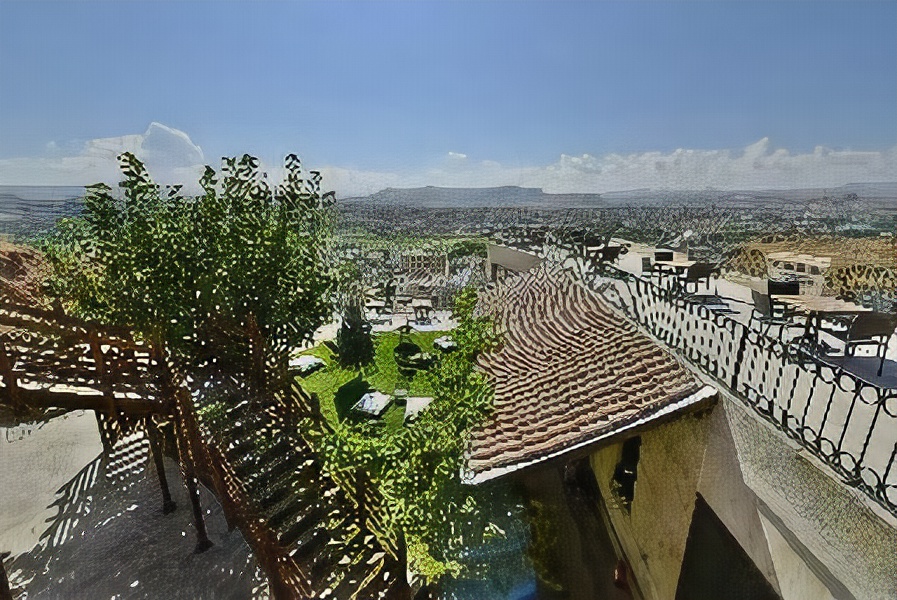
366,299,387,312
585,245,624,264
403,396,434,423
776,295,871,353
654,258,696,291
654,258,696,274
365,299,392,324
434,335,457,351
288,355,325,376
353,391,393,418
411,298,434,323
687,294,735,314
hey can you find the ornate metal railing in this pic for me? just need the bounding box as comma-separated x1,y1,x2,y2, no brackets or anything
593,266,897,518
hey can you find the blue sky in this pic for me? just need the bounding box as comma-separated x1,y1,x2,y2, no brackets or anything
1,1,895,194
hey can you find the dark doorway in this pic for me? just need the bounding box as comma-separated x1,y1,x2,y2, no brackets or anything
675,494,780,600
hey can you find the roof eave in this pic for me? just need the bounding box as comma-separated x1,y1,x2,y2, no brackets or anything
462,384,718,486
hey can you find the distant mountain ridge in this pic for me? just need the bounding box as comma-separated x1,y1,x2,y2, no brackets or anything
342,182,897,208
342,186,606,208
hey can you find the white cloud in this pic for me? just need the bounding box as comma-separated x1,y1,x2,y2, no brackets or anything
1,127,894,198
322,139,896,197
0,122,205,188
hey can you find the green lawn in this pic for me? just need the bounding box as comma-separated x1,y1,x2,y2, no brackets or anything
298,330,446,430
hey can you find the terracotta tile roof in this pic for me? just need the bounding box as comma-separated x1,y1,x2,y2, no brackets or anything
466,266,710,482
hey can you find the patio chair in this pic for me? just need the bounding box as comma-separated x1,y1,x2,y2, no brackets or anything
749,289,798,337
767,279,799,296
828,312,897,376
641,257,655,279
767,279,799,317
679,262,714,294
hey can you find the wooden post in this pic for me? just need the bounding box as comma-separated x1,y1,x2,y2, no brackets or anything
246,313,265,393
153,341,210,549
147,420,177,514
0,339,19,411
87,326,118,422
184,469,213,553
386,530,413,600
0,551,12,600
356,469,368,526
94,411,114,455
172,395,213,553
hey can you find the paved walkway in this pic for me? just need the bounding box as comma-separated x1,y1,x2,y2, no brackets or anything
1,411,103,557
6,450,262,599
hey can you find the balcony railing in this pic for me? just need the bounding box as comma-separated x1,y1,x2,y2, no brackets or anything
592,266,897,518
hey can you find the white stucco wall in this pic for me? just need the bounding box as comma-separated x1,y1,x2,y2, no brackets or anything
758,512,834,600
721,397,897,600
695,402,781,592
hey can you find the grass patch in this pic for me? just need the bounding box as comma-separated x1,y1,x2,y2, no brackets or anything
298,329,446,430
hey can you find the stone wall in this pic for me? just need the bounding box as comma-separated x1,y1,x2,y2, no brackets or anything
590,411,713,600
589,395,897,600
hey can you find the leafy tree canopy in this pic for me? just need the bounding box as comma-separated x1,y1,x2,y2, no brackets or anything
41,152,337,376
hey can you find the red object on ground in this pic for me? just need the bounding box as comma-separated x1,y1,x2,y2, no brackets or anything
613,558,632,595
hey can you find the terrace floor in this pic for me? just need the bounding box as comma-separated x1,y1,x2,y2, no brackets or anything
584,247,896,514
612,245,897,388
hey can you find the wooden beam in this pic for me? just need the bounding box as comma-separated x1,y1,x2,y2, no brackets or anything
0,385,164,415
147,420,177,514
0,302,134,339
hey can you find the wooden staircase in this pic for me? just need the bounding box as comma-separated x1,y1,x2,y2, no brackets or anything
0,302,406,598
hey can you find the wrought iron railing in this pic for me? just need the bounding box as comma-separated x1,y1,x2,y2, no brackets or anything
593,266,897,518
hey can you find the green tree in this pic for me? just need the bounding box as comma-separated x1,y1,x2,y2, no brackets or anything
334,261,374,366
41,152,336,388
315,286,503,588
448,239,487,261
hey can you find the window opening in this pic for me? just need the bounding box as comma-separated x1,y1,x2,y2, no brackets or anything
612,436,642,512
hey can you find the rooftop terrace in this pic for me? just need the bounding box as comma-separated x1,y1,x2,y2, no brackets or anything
570,247,897,519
